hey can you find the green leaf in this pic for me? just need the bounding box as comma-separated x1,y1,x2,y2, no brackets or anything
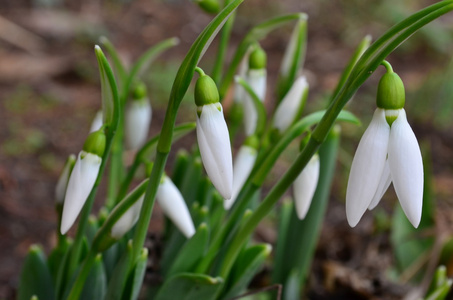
154,273,224,300
80,254,107,300
105,241,134,300
47,237,71,285
99,36,127,88
166,223,209,278
18,245,55,300
172,149,190,188
276,14,308,102
220,13,304,98
425,266,452,300
222,244,271,299
272,199,293,284
122,248,148,300
158,0,245,153
391,146,435,282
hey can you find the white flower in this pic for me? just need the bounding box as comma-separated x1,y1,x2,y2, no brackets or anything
61,151,102,234
346,108,423,228
197,103,233,200
111,194,144,239
243,69,267,136
224,145,257,210
156,176,195,238
89,110,103,133
125,98,152,150
273,76,309,133
293,153,320,219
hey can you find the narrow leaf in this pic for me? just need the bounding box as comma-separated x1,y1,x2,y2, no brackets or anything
154,273,223,300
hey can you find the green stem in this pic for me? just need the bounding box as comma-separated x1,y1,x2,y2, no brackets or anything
212,0,236,85
381,60,393,73
66,251,97,300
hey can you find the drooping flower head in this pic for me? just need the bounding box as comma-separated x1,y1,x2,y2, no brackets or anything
243,46,267,136
125,82,152,150
195,68,233,200
346,61,423,228
61,129,106,234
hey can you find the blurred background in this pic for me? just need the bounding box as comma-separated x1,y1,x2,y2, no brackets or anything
2,0,453,299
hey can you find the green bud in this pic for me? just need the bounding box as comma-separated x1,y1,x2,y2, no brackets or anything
376,71,405,110
244,135,259,150
196,0,220,14
249,47,267,70
132,81,147,100
195,74,219,106
83,129,106,157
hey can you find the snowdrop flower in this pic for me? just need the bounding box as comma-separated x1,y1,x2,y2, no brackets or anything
61,129,106,234
125,82,152,150
55,154,76,204
243,46,267,136
89,110,103,133
156,175,195,238
293,153,319,219
272,76,309,134
111,193,144,239
111,176,195,239
224,136,259,210
195,69,233,200
346,63,423,228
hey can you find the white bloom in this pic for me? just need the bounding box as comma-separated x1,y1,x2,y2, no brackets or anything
346,108,423,228
243,69,266,136
224,145,257,210
111,194,144,239
89,110,103,133
125,98,152,150
273,76,308,133
293,154,320,219
61,151,102,234
197,103,233,200
156,176,195,238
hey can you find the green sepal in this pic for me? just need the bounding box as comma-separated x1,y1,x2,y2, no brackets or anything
196,0,220,14
83,129,106,157
222,244,271,299
79,254,107,300
195,74,220,106
166,223,210,278
18,245,55,300
248,46,267,70
376,70,405,110
154,273,224,300
243,135,259,149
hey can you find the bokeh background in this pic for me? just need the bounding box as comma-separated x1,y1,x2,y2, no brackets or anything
2,0,453,299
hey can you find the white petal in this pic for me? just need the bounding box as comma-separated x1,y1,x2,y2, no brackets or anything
197,103,233,199
224,145,257,210
243,69,267,136
89,110,103,133
346,108,390,227
293,154,320,219
111,194,144,239
156,176,195,238
61,152,101,234
273,76,308,133
125,99,152,150
368,160,392,210
388,109,423,228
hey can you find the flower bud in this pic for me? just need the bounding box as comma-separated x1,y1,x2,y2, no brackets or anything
293,154,320,219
